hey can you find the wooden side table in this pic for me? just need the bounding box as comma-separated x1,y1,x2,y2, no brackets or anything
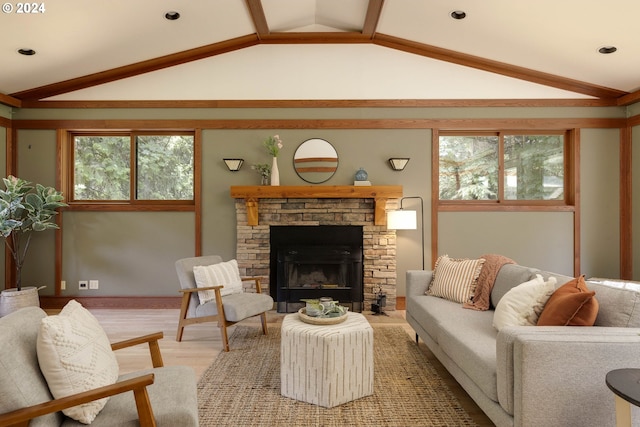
280,311,374,408
606,369,640,427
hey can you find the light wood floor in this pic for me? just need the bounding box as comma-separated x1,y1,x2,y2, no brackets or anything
68,308,495,426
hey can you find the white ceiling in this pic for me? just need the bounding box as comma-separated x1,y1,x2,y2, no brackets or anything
1,0,637,102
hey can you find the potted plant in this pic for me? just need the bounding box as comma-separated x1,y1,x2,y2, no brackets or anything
0,176,67,316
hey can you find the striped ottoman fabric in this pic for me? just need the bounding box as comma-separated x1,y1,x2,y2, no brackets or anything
280,312,374,408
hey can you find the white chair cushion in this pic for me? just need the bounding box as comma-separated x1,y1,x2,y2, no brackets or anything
193,259,244,305
37,300,119,424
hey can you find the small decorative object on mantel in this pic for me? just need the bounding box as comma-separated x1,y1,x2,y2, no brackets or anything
354,167,371,186
299,298,349,324
263,135,283,186
251,163,271,185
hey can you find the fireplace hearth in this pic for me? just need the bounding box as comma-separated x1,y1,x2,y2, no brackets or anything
271,226,363,313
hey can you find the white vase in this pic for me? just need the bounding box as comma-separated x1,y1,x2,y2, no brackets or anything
271,157,280,186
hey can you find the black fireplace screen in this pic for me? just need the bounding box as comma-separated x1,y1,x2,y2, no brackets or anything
270,226,364,313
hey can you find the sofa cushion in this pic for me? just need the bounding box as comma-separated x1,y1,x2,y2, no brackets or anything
0,307,62,427
585,279,640,327
37,300,120,424
193,259,243,304
491,264,540,308
537,276,599,326
493,274,557,331
436,307,499,402
406,294,463,345
428,255,485,304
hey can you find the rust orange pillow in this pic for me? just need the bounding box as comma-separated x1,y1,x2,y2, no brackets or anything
537,275,599,326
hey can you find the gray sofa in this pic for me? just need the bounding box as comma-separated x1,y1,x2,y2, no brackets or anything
0,306,199,426
406,264,640,427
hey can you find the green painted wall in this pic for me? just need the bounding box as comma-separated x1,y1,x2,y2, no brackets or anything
7,105,632,298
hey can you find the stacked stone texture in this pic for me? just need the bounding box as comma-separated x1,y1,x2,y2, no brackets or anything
234,198,397,310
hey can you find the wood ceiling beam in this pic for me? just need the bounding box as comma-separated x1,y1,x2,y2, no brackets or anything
10,34,260,101
617,89,640,106
259,32,371,44
0,93,22,108
362,0,384,37
373,33,628,100
245,0,270,38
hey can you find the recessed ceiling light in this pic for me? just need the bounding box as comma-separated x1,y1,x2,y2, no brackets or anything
598,46,617,54
165,11,180,20
17,48,36,56
450,10,467,20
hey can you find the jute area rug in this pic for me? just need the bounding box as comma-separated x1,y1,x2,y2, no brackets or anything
197,324,478,426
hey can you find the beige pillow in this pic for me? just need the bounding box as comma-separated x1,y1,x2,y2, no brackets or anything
492,274,557,331
37,300,119,424
193,259,244,304
427,255,485,303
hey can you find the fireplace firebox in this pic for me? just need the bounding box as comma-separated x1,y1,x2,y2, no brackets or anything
270,226,363,313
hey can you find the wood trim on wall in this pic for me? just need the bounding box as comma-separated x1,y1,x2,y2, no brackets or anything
40,296,181,310
194,129,203,256
20,98,618,109
430,129,439,267
572,129,581,276
11,117,627,131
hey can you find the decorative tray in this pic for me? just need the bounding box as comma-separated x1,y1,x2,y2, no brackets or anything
298,308,348,325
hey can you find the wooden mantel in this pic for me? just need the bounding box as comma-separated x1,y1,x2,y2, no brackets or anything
230,185,403,226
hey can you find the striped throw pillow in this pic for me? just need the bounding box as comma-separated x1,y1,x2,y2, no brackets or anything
427,255,485,303
193,259,244,305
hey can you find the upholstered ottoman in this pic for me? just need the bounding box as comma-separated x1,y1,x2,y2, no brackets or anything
280,311,374,408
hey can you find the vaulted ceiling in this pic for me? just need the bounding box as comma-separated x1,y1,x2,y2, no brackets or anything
2,0,640,107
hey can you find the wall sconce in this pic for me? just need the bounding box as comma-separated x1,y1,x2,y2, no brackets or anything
387,196,424,269
223,159,244,172
388,158,410,171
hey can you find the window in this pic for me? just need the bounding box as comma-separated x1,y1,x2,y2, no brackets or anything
70,132,195,205
438,131,569,204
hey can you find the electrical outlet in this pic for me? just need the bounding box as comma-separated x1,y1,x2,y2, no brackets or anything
89,280,99,290
79,280,88,290
61,280,66,290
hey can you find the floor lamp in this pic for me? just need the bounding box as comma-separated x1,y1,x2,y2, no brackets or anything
386,196,425,270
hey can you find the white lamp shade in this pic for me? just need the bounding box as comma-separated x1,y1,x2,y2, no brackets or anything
387,210,417,230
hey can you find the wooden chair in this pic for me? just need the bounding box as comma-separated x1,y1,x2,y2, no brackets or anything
175,255,273,351
0,307,198,427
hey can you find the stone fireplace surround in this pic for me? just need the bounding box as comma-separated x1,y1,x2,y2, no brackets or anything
231,186,402,311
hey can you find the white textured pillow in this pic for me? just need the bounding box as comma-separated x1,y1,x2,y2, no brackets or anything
37,300,119,424
427,255,485,303
193,259,244,305
492,274,557,331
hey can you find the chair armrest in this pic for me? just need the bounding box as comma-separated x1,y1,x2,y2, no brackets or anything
241,276,267,293
0,374,157,427
111,332,165,368
179,285,223,294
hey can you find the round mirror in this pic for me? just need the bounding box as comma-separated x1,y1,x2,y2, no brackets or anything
293,138,339,184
